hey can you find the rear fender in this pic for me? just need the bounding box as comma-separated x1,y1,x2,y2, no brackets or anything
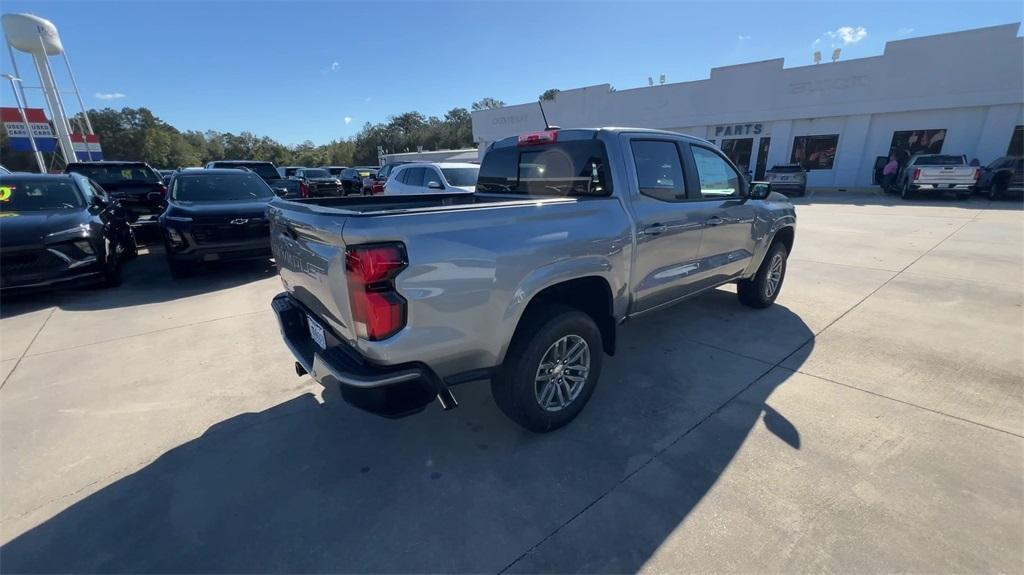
496,256,625,364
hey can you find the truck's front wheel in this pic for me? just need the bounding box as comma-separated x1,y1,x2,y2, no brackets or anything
492,305,603,432
737,241,788,308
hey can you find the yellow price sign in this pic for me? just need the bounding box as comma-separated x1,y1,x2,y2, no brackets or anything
0,186,14,202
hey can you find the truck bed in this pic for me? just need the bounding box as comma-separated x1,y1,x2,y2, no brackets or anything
271,192,576,216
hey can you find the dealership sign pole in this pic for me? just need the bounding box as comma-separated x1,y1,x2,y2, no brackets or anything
1,74,45,172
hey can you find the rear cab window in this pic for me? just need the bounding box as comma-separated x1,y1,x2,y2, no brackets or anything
477,131,612,196
915,155,966,166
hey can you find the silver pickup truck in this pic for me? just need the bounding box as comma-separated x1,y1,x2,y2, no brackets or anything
897,154,979,200
267,128,797,431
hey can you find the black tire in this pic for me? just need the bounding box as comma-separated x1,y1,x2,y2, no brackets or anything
122,228,139,260
737,241,788,309
900,181,914,200
100,239,123,288
990,176,1009,201
491,304,603,433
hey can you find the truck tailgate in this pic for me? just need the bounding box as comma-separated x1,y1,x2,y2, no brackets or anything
917,166,976,184
267,204,356,343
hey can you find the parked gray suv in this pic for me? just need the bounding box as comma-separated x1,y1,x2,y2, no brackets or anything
267,128,796,431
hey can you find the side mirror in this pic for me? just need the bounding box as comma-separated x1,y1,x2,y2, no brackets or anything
749,182,772,200
91,194,108,208
427,181,444,190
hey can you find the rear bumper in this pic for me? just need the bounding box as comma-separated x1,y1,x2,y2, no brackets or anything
909,183,974,191
271,292,440,417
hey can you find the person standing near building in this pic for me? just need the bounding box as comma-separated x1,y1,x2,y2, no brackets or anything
882,154,900,192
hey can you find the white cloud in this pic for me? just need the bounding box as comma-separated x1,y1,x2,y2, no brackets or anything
826,26,867,44
812,38,821,46
95,92,125,100
898,27,914,35
737,34,751,41
330,61,340,72
344,116,352,125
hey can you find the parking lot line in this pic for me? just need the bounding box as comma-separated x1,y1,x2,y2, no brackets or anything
0,307,54,391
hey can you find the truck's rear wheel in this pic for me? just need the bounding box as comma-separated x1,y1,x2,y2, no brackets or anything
491,305,603,432
737,241,788,308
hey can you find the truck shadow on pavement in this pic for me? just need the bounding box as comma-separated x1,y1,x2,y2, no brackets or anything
0,291,812,573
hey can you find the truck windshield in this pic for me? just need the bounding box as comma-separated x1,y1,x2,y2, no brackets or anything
302,169,330,178
0,178,85,212
477,140,612,196
173,173,274,202
915,155,965,166
67,164,159,184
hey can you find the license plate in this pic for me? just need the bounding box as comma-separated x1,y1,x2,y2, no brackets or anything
307,315,326,350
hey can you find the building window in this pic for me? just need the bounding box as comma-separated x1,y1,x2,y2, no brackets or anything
1008,125,1023,156
791,135,838,170
889,129,946,160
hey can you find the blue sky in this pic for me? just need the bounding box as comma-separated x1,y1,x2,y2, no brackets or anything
1,1,1021,145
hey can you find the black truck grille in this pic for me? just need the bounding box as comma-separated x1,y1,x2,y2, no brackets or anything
192,222,270,244
1,249,65,275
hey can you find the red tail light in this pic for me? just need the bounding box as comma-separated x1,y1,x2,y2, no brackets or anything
299,181,309,198
157,184,167,197
973,168,981,181
345,243,407,340
912,168,921,181
517,130,558,146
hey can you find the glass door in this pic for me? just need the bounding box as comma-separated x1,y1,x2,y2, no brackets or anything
720,138,753,179
754,137,771,180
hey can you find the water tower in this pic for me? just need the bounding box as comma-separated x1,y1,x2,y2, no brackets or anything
2,13,93,166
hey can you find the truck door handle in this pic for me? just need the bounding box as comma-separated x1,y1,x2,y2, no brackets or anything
642,223,666,236
705,217,724,227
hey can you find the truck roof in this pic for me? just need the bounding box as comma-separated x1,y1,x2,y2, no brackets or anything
490,127,711,149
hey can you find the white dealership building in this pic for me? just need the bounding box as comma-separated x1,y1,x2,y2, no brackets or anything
471,24,1023,189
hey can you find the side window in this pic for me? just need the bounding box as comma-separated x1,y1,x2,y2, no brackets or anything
405,167,425,187
631,140,686,202
692,146,740,199
425,169,442,187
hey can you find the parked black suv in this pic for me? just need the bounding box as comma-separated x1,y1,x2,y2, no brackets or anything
975,156,1023,200
64,161,166,222
160,169,275,277
0,173,136,290
290,168,342,198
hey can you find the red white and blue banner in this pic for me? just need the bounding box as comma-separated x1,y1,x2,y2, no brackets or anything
70,133,103,161
1,107,58,152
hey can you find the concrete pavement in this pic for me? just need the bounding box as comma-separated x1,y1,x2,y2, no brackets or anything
1,192,1021,572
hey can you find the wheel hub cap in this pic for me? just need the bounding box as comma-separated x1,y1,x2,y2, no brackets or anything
534,335,591,412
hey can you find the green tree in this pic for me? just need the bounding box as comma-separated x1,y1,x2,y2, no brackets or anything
471,97,505,111
540,89,560,101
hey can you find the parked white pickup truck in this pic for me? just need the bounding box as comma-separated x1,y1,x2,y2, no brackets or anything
897,154,979,200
